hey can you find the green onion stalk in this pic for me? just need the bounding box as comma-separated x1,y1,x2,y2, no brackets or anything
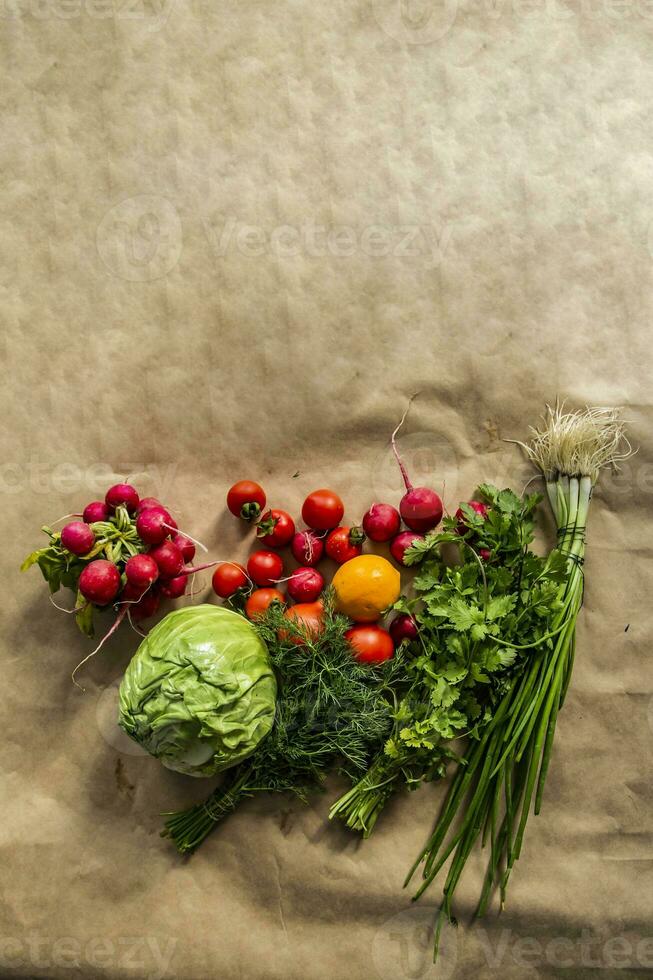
405,406,632,959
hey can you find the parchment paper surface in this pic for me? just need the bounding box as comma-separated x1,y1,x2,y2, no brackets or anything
1,3,652,979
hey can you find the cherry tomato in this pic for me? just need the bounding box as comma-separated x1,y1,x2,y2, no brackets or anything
345,624,395,664
287,567,324,603
279,601,325,645
301,489,344,531
478,548,492,562
245,588,286,619
291,530,324,566
247,550,284,587
325,525,365,564
256,509,296,548
212,562,248,598
227,481,266,521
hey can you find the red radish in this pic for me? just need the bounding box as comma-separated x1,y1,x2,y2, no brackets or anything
131,590,161,621
136,496,163,514
291,530,324,566
120,580,149,603
82,501,109,524
389,613,419,645
325,526,365,564
60,521,95,556
136,506,173,545
173,533,196,563
390,530,424,566
256,509,296,548
125,554,159,590
391,409,443,532
478,548,492,562
227,480,266,521
160,576,188,599
287,567,324,603
247,550,284,587
345,624,395,664
105,483,139,514
362,503,401,542
301,489,344,531
212,562,248,598
455,500,490,534
78,560,121,605
149,540,184,579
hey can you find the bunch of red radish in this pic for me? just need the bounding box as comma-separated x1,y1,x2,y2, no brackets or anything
59,483,206,623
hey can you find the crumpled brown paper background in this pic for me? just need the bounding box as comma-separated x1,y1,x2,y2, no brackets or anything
2,2,652,978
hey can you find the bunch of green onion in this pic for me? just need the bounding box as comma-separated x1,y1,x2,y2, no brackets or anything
406,405,632,958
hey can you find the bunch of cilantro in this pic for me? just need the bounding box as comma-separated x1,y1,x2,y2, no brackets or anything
329,484,567,837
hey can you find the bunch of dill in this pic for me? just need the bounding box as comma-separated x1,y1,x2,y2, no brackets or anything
162,595,406,853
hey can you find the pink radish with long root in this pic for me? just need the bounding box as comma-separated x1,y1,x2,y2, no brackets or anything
391,400,444,533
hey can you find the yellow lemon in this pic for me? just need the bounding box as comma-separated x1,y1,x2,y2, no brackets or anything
332,555,401,623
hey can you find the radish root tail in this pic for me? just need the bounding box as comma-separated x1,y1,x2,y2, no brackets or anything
71,605,128,691
391,394,420,491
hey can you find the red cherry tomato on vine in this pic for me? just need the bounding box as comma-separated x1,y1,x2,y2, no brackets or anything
245,588,286,620
345,624,395,664
256,509,296,548
212,562,248,598
325,525,365,564
301,489,344,531
227,480,266,521
247,550,284,587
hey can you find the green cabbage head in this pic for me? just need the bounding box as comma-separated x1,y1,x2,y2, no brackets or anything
118,604,277,777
